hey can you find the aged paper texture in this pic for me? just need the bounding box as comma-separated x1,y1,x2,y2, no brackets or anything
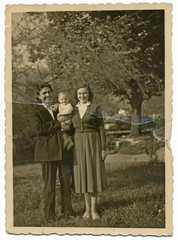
5,3,172,235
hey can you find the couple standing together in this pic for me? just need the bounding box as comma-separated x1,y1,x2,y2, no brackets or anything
32,82,107,223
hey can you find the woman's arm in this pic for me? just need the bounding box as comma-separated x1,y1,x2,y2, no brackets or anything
95,105,106,152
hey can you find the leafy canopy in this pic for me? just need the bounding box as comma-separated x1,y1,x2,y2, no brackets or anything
12,11,164,104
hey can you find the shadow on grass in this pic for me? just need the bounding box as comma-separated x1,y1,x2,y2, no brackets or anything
106,162,165,190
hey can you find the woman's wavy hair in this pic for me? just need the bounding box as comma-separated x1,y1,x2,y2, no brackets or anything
74,84,93,102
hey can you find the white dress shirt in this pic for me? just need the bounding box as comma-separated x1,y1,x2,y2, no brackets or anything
42,103,55,120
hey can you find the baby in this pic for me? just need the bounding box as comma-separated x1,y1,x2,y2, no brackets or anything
57,92,74,150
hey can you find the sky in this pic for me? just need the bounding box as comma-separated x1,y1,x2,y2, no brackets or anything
1,0,178,240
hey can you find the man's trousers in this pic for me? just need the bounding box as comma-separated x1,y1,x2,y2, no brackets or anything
41,160,71,219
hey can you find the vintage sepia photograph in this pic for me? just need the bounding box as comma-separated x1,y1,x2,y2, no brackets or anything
5,3,172,235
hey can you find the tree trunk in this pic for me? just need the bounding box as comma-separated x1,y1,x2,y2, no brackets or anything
130,97,142,137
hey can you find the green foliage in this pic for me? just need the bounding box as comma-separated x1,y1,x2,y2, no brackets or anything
13,103,35,164
12,11,164,137
12,11,164,102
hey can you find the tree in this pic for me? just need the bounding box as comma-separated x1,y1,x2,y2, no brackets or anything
12,10,164,136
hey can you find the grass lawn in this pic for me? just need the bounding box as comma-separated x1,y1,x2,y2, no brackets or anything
13,154,165,228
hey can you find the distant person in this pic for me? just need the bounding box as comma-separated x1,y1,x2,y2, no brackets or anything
32,82,72,223
72,84,107,220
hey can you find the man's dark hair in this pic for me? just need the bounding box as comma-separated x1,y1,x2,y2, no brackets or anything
74,84,93,102
36,82,53,96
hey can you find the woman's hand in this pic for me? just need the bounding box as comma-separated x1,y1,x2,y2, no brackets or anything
61,122,70,131
102,150,107,161
57,115,67,123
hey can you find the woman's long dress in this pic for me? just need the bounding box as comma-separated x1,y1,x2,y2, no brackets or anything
72,103,106,193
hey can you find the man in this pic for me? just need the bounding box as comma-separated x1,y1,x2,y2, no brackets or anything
32,82,72,223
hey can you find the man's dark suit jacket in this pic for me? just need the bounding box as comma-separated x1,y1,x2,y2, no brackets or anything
32,104,63,162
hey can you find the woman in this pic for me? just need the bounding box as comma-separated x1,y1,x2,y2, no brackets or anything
72,84,107,220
